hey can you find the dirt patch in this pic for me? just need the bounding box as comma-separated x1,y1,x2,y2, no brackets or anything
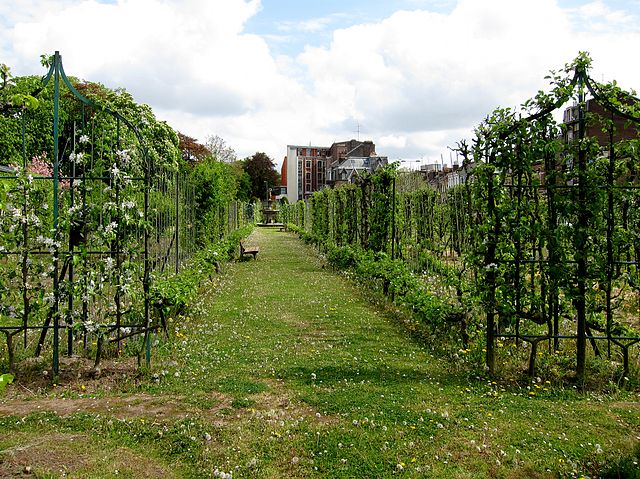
249,379,340,426
1,358,338,430
0,432,176,478
0,393,205,422
6,355,144,398
0,433,90,478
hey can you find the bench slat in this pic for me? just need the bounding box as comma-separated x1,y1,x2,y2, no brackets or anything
239,240,259,259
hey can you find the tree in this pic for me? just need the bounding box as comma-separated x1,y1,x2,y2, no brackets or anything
178,132,210,163
230,160,252,202
189,156,237,246
244,152,280,200
205,134,237,163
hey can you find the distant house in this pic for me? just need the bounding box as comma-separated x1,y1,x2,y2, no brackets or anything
284,145,330,203
284,139,388,203
563,98,638,146
420,162,471,193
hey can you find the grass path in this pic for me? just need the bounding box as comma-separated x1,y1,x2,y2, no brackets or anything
1,227,639,478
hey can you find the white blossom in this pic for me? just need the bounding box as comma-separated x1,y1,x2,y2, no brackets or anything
104,222,118,235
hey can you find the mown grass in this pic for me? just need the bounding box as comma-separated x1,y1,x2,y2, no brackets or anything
1,227,639,478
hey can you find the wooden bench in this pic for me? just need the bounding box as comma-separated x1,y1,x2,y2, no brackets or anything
239,240,259,260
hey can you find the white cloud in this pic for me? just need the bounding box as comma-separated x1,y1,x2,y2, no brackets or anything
379,134,407,149
297,0,640,160
1,0,639,165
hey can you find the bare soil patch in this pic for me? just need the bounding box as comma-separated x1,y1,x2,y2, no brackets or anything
0,432,176,478
0,393,202,421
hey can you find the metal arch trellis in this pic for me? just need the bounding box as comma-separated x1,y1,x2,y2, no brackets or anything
0,51,207,377
0,51,154,376
480,57,640,380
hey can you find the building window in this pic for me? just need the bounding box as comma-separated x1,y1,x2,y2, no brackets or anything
306,160,311,168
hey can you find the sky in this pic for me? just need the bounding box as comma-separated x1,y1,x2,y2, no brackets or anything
1,0,639,169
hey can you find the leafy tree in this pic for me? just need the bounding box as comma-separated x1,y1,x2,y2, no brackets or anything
0,69,181,173
0,63,14,111
244,152,280,200
205,134,237,163
189,156,238,246
178,132,210,163
230,160,252,202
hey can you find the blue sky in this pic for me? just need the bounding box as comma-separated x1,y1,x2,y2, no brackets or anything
1,0,639,165
246,0,638,56
246,0,452,28
246,0,456,56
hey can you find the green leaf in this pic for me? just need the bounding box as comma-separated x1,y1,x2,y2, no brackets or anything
0,373,14,393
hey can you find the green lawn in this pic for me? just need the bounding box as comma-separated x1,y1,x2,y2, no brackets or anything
1,227,639,478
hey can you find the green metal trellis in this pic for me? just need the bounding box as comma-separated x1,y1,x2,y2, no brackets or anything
282,57,640,382
0,52,250,377
480,59,640,379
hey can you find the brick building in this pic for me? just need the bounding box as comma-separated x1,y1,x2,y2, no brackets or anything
284,145,330,203
563,98,638,144
284,139,388,203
